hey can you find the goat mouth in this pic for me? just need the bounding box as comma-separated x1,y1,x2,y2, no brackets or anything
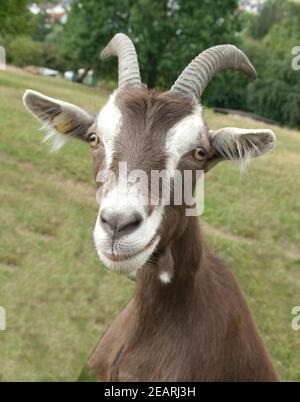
102,235,159,262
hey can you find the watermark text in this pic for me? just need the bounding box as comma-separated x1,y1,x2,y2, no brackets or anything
292,46,300,71
96,162,205,217
0,306,6,331
291,306,300,331
0,46,6,70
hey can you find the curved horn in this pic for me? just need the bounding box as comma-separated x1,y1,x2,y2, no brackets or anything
100,33,141,88
171,45,257,99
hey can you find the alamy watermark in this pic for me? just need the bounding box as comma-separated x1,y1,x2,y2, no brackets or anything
96,162,205,217
291,46,300,71
291,306,300,331
0,306,6,331
0,46,6,70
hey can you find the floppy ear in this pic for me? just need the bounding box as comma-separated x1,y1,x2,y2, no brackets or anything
23,90,95,152
205,127,276,171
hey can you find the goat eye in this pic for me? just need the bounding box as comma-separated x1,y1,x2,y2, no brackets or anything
193,147,206,161
88,133,99,147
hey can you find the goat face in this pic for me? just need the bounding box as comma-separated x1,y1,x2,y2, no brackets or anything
23,34,276,277
92,88,211,274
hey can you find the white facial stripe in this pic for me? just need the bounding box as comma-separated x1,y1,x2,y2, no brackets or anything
165,105,204,173
97,91,122,167
94,90,164,273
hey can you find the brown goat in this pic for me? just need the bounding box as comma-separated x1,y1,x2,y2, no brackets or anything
87,216,279,381
86,89,279,382
23,34,279,381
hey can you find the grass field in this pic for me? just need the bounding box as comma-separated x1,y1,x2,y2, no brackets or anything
0,68,299,381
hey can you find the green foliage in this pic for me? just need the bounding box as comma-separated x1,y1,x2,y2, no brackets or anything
5,22,67,72
0,0,30,37
263,3,300,57
133,0,241,88
31,12,53,42
7,36,44,67
211,0,300,128
59,0,123,74
61,0,241,88
243,0,300,128
248,0,286,39
247,58,300,128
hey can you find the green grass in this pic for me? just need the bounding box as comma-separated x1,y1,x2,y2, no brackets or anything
0,68,299,381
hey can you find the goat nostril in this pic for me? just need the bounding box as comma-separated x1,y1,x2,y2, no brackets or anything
100,210,143,236
100,210,118,232
100,214,108,225
117,213,143,233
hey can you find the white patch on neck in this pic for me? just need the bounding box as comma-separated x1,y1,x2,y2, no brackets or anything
159,271,172,284
96,91,122,168
165,105,204,174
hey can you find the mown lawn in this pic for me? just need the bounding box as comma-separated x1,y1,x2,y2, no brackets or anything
0,68,299,381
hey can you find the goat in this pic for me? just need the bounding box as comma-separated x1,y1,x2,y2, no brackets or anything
23,33,279,381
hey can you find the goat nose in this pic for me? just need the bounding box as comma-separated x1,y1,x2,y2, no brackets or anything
100,209,143,237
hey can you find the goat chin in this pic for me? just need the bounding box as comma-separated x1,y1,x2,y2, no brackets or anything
93,234,160,275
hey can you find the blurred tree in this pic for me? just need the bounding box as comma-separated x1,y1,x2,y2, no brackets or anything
61,0,241,87
263,1,300,58
59,0,129,82
0,0,30,38
248,0,286,39
7,36,44,67
29,10,67,71
247,57,300,128
31,11,53,42
206,0,300,128
245,0,300,127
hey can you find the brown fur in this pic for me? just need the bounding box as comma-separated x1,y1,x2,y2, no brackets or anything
23,82,279,381
87,216,279,381
85,89,279,382
111,89,197,174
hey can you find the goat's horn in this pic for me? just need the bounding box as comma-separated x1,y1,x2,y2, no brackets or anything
100,33,141,88
171,45,257,99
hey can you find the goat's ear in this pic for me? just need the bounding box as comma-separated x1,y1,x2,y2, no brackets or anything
23,89,95,152
205,127,276,171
